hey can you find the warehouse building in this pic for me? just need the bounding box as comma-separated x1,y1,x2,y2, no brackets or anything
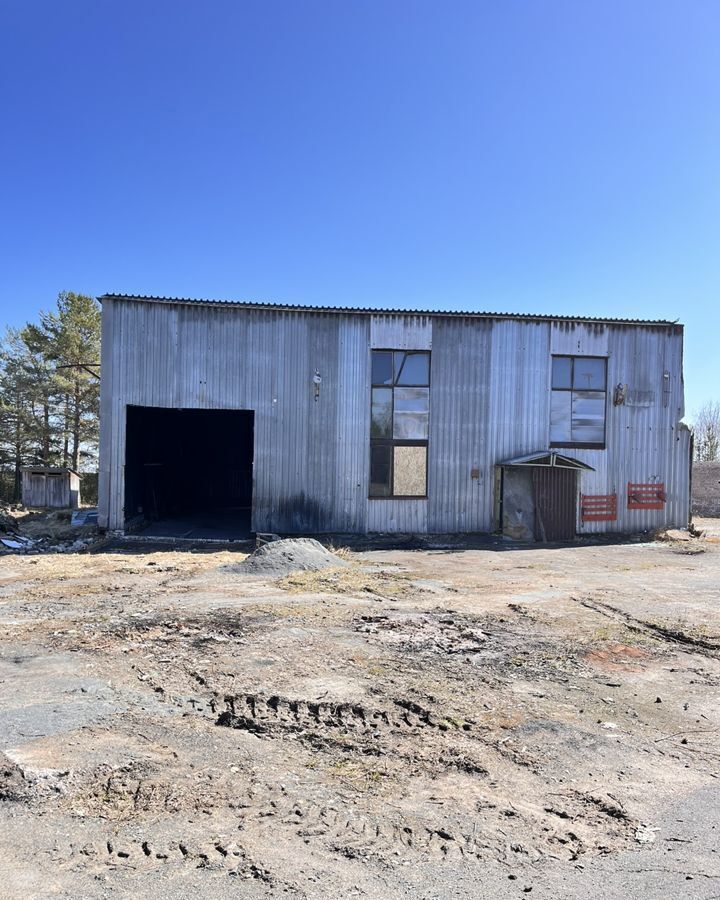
97,295,691,541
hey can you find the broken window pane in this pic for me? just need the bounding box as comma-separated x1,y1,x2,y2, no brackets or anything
573,357,606,391
551,357,572,389
393,387,429,412
571,391,605,442
371,388,392,438
393,412,429,439
370,444,392,496
393,387,429,439
393,445,427,496
396,351,430,385
550,391,572,443
371,351,393,386
551,355,606,446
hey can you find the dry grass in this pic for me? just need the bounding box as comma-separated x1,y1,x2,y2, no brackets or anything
324,543,353,560
586,622,660,648
277,564,417,600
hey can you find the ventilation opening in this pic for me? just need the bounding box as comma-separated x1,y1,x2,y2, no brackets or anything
124,406,254,540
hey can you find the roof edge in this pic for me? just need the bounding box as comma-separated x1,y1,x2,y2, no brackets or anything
98,294,683,329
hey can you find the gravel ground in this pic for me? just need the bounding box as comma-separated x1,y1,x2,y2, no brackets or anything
0,522,719,898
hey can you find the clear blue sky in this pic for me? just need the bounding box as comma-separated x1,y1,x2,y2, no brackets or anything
1,1,718,415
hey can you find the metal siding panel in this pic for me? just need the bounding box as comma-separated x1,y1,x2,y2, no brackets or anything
367,499,428,533
577,324,688,533
97,300,114,528
485,320,553,530
102,302,689,537
104,301,373,534
551,321,610,356
334,319,370,532
370,315,432,350
428,317,492,532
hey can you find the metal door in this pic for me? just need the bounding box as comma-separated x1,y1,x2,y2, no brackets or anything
532,467,577,541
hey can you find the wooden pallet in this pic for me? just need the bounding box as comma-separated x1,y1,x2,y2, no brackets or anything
627,482,666,510
581,493,618,522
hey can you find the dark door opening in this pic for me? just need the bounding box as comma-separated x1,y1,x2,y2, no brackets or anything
124,406,254,539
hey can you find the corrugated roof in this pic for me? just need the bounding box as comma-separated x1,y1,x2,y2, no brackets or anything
98,293,682,328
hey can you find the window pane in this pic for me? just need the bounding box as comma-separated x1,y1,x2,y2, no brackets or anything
393,445,427,496
370,444,392,496
394,412,429,439
371,351,393,386
393,387,429,412
550,390,572,443
396,351,430,385
572,357,606,391
371,388,392,438
571,391,605,443
551,357,572,389
393,387,429,439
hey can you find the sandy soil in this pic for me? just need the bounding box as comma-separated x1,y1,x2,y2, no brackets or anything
1,522,719,899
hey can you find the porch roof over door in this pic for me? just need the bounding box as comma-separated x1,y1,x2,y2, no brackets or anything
498,451,595,471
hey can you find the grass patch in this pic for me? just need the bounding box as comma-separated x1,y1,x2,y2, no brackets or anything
587,623,660,648
277,565,416,600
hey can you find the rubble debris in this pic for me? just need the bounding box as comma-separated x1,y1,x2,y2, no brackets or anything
661,529,693,542
0,505,99,555
71,507,98,526
1,504,21,536
634,823,660,844
356,613,489,654
1,536,34,550
0,752,30,802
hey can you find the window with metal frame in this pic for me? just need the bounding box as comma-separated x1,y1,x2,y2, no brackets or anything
370,350,430,498
550,355,607,448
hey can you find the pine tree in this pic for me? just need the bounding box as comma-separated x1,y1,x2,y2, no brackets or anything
36,292,101,471
0,329,41,499
0,292,101,502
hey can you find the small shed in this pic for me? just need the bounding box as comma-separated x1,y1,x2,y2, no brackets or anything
21,467,81,509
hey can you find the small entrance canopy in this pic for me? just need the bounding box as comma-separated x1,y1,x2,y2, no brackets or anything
498,451,595,471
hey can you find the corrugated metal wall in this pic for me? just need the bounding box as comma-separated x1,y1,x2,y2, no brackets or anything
98,299,689,535
563,321,691,533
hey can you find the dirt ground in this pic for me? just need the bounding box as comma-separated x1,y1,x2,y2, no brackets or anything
1,522,720,899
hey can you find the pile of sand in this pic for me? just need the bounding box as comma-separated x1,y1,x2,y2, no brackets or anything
233,538,349,577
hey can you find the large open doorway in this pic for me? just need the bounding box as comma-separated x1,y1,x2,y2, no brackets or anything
124,406,254,540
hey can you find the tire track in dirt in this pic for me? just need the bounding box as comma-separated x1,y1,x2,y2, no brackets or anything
215,691,491,776
576,597,720,657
